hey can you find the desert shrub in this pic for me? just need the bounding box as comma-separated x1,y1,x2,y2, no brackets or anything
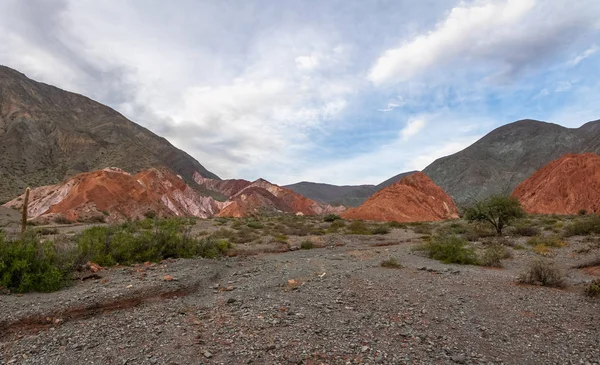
0,231,73,293
231,227,259,243
578,209,588,216
518,259,565,288
387,221,407,229
564,215,600,236
37,227,59,236
584,280,600,298
346,220,370,235
526,235,566,248
417,235,478,265
143,210,156,219
380,258,401,268
324,214,341,222
246,221,264,229
532,244,551,255
273,234,288,243
76,220,230,266
411,223,433,235
511,225,541,237
231,220,242,229
211,228,236,240
327,219,346,233
53,216,74,225
300,240,315,250
370,224,390,235
479,244,511,268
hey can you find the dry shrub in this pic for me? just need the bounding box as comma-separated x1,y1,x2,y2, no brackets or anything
518,259,565,288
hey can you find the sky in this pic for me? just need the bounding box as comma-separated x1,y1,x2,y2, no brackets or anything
0,0,599,185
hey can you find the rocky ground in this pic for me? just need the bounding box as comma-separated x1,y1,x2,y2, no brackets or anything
1,222,599,365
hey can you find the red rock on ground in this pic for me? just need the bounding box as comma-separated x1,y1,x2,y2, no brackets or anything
512,153,600,215
3,168,224,222
341,172,459,222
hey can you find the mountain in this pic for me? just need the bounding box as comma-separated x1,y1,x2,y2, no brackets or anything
197,176,345,217
512,153,600,215
217,187,294,218
0,65,218,203
284,171,417,207
341,172,459,222
423,119,600,206
3,168,224,223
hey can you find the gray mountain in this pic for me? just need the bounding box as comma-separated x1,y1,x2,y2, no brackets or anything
0,65,219,202
284,171,417,207
423,119,600,206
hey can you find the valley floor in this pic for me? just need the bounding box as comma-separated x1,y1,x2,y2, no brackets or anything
1,224,599,365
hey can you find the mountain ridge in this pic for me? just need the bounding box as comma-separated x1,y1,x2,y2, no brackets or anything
0,65,218,202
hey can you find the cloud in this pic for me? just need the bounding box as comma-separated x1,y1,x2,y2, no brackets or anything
1,0,598,187
568,45,598,66
401,118,426,140
368,0,599,85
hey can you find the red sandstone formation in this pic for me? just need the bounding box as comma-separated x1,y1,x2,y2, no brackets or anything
4,168,223,223
512,153,600,215
341,172,459,222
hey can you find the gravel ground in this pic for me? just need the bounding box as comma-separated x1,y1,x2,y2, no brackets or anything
1,226,599,365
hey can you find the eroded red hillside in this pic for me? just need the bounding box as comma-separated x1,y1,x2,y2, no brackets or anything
4,168,224,222
341,172,459,222
512,153,600,215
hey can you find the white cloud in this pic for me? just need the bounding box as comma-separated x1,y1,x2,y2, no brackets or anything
368,0,536,84
367,0,598,85
401,118,426,140
295,55,320,70
568,45,598,66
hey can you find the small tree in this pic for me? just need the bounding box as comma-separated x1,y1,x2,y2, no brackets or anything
463,195,525,236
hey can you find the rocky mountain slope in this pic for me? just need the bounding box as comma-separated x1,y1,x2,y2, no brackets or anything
342,172,459,222
3,168,224,223
512,153,600,215
423,119,600,206
285,171,416,207
0,65,218,203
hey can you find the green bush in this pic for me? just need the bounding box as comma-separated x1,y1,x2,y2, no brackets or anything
526,235,565,248
518,259,565,288
479,244,511,268
584,280,600,298
0,232,73,293
300,240,315,250
370,224,390,235
274,234,288,243
417,235,478,265
246,221,264,229
564,215,600,236
324,214,341,222
380,258,401,268
411,223,433,235
346,220,371,235
387,221,407,229
327,219,346,233
77,220,230,266
511,226,541,237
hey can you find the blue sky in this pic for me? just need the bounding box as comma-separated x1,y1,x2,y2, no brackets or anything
1,0,599,185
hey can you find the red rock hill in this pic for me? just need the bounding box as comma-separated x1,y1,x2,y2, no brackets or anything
341,172,459,222
4,168,223,223
512,153,600,215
